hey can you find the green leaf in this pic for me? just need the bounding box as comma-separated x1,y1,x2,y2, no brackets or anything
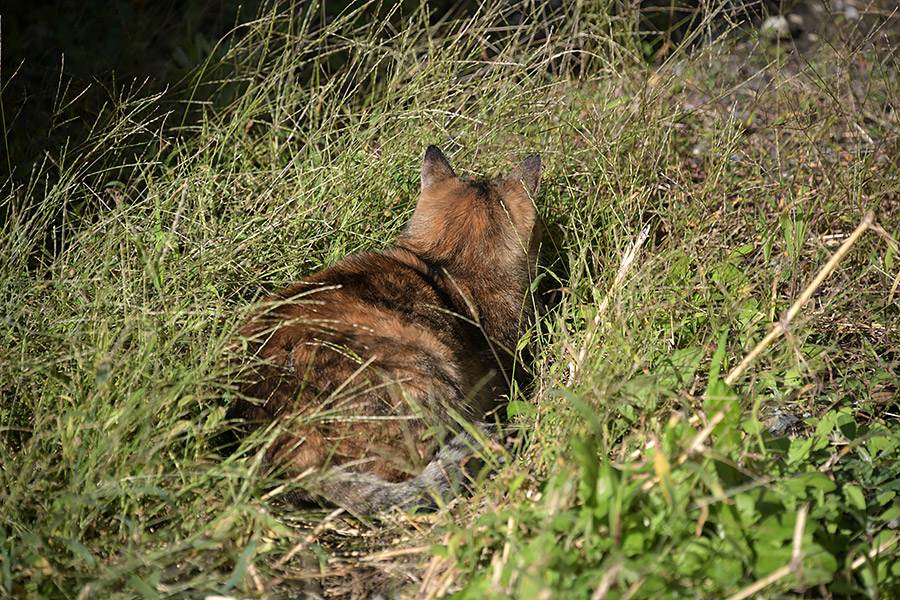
656,347,703,388
787,438,815,464
866,430,897,457
226,535,259,590
782,471,837,496
622,531,645,557
594,461,619,520
705,329,741,449
54,537,95,568
572,436,599,507
878,504,900,524
799,543,838,585
706,327,730,386
128,575,158,599
874,491,896,507
836,410,857,439
506,400,534,418
754,541,792,576
844,485,866,511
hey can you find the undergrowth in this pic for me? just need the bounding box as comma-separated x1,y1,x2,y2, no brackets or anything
2,1,899,598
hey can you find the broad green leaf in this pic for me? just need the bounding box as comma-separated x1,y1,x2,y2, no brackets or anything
782,471,837,495
844,485,866,511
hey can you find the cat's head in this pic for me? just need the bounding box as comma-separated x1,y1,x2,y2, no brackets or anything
401,145,541,284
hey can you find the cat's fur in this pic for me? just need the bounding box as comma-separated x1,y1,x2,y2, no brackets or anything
227,146,541,514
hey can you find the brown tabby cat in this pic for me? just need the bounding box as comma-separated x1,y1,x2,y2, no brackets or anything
227,146,541,514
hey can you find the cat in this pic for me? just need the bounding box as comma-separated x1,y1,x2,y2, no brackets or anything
226,145,541,514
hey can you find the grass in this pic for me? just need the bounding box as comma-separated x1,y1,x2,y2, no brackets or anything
2,0,900,598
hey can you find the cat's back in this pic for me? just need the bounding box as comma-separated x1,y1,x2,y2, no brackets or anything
237,248,483,417
249,249,465,347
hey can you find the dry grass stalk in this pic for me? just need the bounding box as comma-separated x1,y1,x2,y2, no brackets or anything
568,222,652,385
724,212,874,387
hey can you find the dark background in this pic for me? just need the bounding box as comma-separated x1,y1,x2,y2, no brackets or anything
1,0,779,193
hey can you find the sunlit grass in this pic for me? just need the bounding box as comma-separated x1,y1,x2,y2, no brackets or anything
2,1,899,598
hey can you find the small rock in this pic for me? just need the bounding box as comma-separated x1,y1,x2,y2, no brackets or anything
832,0,861,20
760,15,791,40
763,409,802,435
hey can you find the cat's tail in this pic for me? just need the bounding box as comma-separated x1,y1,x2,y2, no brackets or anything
308,422,502,515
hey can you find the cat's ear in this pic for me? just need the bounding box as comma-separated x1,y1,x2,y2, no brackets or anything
421,145,456,191
506,155,541,197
